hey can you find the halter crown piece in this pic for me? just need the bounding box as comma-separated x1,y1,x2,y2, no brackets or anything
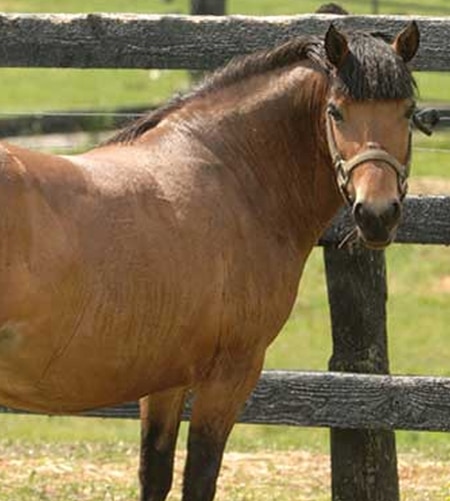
325,113,412,205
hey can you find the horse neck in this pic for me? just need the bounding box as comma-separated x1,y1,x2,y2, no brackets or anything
179,64,343,248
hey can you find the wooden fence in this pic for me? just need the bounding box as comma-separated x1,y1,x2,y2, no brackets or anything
0,13,449,501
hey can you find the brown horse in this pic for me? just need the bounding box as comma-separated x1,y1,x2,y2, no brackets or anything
0,21,420,501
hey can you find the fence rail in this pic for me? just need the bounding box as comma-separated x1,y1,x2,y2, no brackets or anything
2,371,450,432
0,14,449,71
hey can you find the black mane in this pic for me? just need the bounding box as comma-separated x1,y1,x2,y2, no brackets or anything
107,30,416,145
106,37,324,144
335,31,417,100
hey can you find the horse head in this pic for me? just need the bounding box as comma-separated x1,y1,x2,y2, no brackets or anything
324,21,420,248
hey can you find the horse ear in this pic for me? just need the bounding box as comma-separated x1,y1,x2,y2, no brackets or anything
325,23,349,67
392,21,420,63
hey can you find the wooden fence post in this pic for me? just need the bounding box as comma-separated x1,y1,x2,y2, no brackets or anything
324,247,400,501
190,0,226,15
189,0,226,83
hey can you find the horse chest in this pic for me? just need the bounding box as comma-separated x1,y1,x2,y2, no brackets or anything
215,243,303,344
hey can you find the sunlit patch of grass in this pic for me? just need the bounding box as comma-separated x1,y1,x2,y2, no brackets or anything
412,128,450,178
0,68,190,113
415,72,450,103
0,0,188,13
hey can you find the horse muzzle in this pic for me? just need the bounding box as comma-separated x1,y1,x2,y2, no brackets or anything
333,148,408,249
352,198,402,249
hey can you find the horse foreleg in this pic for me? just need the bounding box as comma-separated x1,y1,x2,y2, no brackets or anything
139,388,186,501
182,356,264,501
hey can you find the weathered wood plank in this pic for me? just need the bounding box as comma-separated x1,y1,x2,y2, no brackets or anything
320,195,450,246
0,14,448,70
1,371,450,431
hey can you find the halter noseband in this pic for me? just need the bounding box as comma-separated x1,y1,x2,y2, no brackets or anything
326,113,412,206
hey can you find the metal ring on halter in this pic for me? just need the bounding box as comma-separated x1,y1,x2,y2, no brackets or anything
325,113,412,205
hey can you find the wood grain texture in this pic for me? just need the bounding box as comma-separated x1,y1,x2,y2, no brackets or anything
324,248,390,374
0,14,448,70
1,371,450,431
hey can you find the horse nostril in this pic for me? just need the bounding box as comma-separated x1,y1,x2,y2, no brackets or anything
353,201,401,227
382,200,402,225
353,202,365,224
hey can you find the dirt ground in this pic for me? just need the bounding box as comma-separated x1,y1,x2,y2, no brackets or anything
0,449,449,501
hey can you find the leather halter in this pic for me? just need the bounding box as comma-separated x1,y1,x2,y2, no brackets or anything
326,113,412,206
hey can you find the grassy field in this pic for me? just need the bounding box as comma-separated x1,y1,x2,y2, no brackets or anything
0,1,449,500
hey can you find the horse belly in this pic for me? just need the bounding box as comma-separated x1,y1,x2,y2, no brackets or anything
0,234,221,413
0,308,197,413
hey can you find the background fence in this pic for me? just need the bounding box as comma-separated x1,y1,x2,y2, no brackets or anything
0,12,449,501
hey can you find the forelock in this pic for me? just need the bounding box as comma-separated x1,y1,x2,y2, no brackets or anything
332,32,416,100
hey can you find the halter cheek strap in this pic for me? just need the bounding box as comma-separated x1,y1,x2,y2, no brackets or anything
326,114,412,205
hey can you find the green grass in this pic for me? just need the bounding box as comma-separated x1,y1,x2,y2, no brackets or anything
0,68,190,112
0,0,188,13
415,72,450,103
2,0,448,15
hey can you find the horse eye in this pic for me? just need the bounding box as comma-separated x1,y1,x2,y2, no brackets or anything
327,104,344,123
405,104,416,120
